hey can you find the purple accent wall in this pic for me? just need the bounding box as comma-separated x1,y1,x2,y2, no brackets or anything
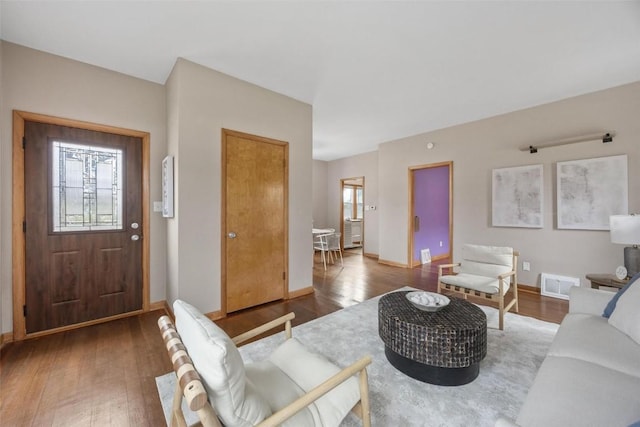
413,165,450,261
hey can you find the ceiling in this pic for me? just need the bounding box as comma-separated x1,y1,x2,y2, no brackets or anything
1,1,639,161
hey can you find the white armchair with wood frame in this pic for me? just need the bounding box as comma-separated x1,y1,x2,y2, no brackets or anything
437,244,519,330
158,300,372,427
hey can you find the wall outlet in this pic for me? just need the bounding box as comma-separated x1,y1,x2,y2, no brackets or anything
522,261,531,271
439,241,443,247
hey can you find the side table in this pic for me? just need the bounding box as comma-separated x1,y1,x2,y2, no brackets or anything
585,274,628,291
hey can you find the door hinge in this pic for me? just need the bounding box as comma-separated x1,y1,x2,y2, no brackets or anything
22,136,26,149
23,305,27,317
23,221,26,233
283,271,286,280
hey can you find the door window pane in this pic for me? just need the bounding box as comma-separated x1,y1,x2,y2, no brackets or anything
343,185,364,219
356,188,364,219
343,187,353,219
52,141,123,232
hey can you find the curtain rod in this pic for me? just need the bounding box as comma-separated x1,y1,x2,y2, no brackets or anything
520,131,615,153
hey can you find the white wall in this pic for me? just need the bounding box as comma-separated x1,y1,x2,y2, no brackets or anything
0,42,168,334
327,150,379,257
165,59,180,308
377,81,640,286
312,160,328,228
165,59,313,315
0,41,4,332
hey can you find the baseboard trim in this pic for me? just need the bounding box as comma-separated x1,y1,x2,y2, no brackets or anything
149,300,167,311
518,284,539,294
1,331,14,347
206,310,226,321
363,252,379,259
287,286,314,299
378,258,408,268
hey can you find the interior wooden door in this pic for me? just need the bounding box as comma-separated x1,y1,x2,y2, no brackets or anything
24,121,143,333
223,129,288,313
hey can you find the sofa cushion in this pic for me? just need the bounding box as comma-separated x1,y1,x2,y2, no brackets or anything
269,337,361,427
174,299,272,426
516,356,640,427
547,313,640,378
569,286,615,315
603,272,640,318
609,278,640,345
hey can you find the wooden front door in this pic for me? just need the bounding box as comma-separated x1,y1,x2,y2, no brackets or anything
222,129,287,313
24,121,143,333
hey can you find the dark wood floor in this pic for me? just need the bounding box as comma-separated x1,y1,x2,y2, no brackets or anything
0,251,568,426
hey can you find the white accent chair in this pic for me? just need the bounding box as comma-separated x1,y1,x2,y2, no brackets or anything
437,244,519,330
313,233,332,270
327,232,344,267
158,300,372,427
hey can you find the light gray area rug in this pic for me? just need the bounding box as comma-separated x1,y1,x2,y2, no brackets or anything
156,288,559,426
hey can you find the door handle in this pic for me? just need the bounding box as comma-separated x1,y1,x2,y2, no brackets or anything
131,234,140,241
414,216,420,232
228,232,237,239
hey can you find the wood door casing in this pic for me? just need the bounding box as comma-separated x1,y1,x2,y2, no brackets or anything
222,129,288,313
24,121,143,333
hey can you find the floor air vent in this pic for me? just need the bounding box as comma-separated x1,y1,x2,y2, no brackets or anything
540,273,580,300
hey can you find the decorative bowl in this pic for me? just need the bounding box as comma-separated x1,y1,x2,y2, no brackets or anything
406,291,450,312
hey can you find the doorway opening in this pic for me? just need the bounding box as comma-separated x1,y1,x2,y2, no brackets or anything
408,162,453,268
340,177,364,255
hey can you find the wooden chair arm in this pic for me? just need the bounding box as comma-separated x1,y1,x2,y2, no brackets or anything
232,312,295,346
257,355,373,427
498,270,516,280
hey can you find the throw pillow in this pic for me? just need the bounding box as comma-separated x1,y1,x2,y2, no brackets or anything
602,272,640,318
608,278,640,345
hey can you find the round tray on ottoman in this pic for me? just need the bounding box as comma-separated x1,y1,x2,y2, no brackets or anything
378,290,487,386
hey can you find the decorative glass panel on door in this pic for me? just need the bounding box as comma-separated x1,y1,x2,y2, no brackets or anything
52,141,123,232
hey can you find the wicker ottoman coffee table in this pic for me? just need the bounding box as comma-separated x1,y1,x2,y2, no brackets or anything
378,290,487,386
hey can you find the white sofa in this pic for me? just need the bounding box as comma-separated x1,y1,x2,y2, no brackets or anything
497,285,640,427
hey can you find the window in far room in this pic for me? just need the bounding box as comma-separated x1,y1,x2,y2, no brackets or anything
343,184,363,220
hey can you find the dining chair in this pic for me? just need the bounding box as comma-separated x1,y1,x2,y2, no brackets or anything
327,233,343,267
313,233,332,270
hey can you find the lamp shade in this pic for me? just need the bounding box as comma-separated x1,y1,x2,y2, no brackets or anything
610,215,640,245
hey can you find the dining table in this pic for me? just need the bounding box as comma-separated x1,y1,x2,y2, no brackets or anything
312,228,334,235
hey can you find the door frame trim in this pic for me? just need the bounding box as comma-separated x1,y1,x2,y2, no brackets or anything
407,161,453,268
220,128,289,315
12,110,151,341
